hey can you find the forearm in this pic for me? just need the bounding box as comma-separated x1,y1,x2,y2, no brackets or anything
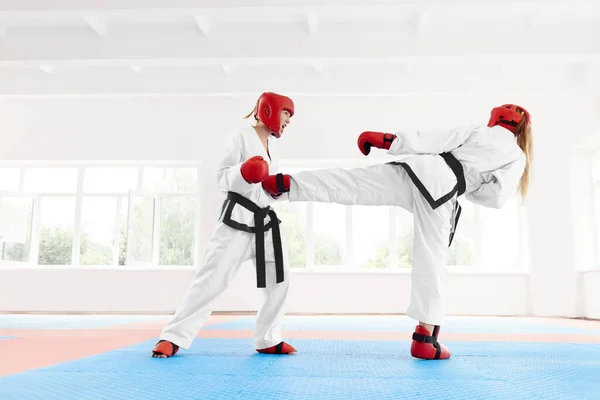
386,126,476,156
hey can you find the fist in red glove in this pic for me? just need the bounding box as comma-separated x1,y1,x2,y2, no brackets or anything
357,131,397,156
262,173,290,197
241,156,269,184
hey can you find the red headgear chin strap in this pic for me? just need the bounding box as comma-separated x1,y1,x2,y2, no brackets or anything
252,92,295,138
488,104,530,134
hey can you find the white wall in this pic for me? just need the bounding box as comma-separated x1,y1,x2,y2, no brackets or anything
0,265,528,316
582,271,600,319
0,94,597,317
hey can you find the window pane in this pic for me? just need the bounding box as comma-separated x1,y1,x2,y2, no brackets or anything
38,197,76,265
396,208,414,268
353,206,390,268
24,168,78,193
126,196,155,264
448,201,476,267
143,168,197,193
313,203,346,266
478,198,521,269
84,168,138,193
0,197,33,262
159,197,195,266
271,202,306,268
80,197,118,265
0,168,21,192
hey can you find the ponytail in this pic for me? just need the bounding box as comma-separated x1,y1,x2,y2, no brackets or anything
514,118,532,199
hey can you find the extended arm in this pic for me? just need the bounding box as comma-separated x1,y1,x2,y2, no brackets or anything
357,125,476,156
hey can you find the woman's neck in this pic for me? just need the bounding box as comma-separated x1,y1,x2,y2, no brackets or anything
253,125,271,142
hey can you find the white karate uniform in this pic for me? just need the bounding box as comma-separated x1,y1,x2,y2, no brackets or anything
159,125,291,350
286,124,525,325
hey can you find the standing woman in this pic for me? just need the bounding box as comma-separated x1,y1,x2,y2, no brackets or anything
152,92,297,358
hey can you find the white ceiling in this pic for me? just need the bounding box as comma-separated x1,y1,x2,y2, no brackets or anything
0,0,599,96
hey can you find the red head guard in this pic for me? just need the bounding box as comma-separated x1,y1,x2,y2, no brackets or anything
251,92,295,138
488,104,530,134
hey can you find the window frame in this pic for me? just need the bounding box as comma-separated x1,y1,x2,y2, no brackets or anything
125,191,198,267
0,191,39,266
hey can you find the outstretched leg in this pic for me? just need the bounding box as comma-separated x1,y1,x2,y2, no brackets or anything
253,236,296,354
264,163,414,211
152,224,252,356
407,190,454,360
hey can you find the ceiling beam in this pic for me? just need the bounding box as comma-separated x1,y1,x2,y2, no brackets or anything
220,63,232,74
0,66,589,96
0,27,599,61
0,0,597,12
39,65,54,74
0,3,598,24
82,15,108,37
305,13,318,35
1,55,600,69
193,15,210,36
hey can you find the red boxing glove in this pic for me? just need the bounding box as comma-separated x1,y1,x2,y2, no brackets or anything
240,156,269,183
262,173,290,197
357,131,397,156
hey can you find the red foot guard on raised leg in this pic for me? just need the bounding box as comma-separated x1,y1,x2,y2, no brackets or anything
256,341,297,354
410,325,451,360
261,173,290,197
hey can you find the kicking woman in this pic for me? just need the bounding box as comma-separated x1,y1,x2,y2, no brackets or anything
256,104,532,360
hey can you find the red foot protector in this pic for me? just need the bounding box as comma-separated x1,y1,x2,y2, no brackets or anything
256,341,296,354
152,340,179,357
410,325,451,360
261,174,290,197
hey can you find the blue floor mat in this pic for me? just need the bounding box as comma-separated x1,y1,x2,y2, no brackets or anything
205,315,600,335
1,338,598,400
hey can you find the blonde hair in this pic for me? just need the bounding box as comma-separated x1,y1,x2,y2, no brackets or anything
514,118,532,199
243,108,255,120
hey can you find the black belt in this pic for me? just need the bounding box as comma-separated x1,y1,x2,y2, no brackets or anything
440,152,466,197
220,192,284,288
439,152,465,247
389,151,466,247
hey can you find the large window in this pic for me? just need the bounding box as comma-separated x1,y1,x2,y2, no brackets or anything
0,164,199,267
273,162,526,271
0,162,525,271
